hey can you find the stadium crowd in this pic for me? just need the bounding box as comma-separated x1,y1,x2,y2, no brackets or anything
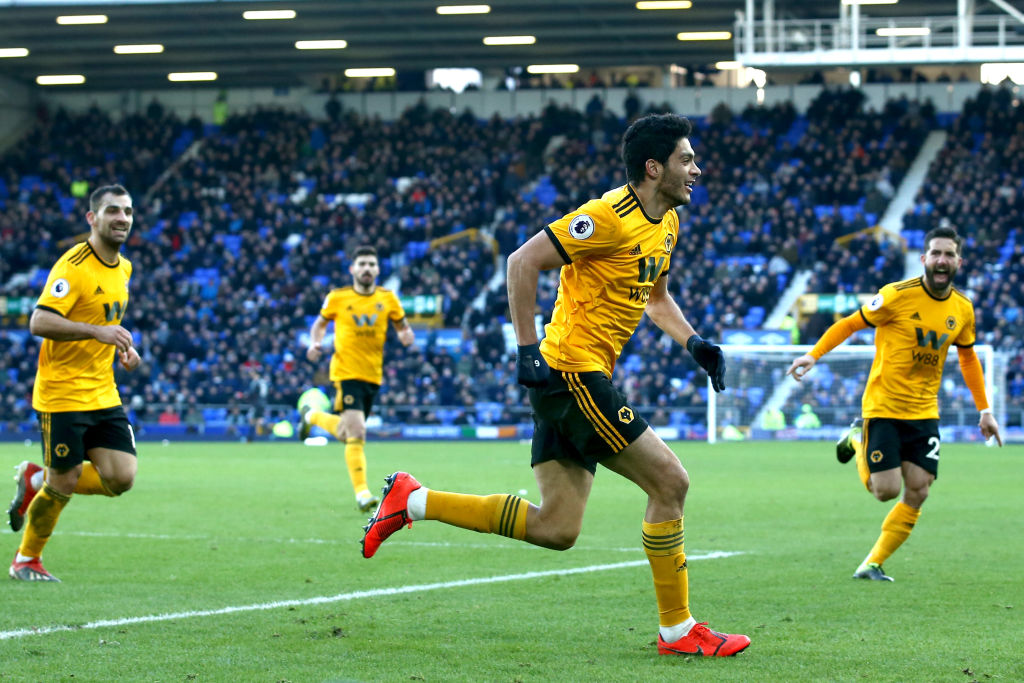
785,87,1024,431
902,86,1024,416
1,85,1019,438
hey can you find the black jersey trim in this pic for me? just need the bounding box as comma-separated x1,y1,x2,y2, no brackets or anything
83,241,121,269
615,198,638,218
893,277,921,290
69,243,92,265
611,194,634,211
627,184,663,224
34,305,65,317
544,226,572,264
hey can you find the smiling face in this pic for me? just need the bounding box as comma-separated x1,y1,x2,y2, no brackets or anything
921,236,962,296
87,192,134,250
655,137,701,206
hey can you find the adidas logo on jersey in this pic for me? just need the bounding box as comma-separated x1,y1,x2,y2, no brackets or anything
94,285,104,295
628,244,642,256
910,312,921,320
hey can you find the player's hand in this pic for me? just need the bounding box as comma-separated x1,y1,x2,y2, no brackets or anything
516,343,550,387
306,345,322,362
687,335,726,392
397,326,415,347
119,346,141,372
786,354,816,382
979,412,1002,447
93,324,133,354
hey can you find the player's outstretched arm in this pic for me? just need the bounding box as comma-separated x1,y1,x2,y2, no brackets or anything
786,354,816,381
786,312,868,381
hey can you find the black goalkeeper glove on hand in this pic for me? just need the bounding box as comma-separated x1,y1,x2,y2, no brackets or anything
686,335,727,393
516,343,550,387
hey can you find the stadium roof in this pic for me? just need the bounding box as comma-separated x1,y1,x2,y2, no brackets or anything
0,0,1012,90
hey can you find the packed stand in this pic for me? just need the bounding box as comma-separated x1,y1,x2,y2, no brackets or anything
785,86,1022,435
901,84,1024,426
1,90,940,437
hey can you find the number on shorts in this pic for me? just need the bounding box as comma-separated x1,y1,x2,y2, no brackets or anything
925,436,940,460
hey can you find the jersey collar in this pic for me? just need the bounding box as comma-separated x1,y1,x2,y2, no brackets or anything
85,240,121,268
627,184,664,225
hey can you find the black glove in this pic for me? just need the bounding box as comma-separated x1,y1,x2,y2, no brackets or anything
516,343,550,387
687,335,726,392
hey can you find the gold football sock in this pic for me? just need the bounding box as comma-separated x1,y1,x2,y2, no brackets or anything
18,484,71,558
643,518,690,627
866,501,921,566
425,491,528,540
74,462,115,496
308,411,341,439
345,438,369,496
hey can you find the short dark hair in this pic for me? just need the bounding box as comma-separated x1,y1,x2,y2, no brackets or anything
353,245,378,260
923,226,962,255
89,184,130,213
621,114,693,184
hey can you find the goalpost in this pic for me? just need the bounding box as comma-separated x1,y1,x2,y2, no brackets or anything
706,344,1005,444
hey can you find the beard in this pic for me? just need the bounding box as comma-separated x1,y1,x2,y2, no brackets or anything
924,263,957,292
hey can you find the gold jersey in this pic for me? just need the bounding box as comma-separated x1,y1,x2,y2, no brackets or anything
540,184,678,377
859,277,976,419
33,241,133,412
319,286,406,384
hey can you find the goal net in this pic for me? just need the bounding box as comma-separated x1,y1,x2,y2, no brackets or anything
707,344,1006,444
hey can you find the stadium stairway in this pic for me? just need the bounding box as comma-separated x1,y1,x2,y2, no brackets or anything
879,130,948,235
754,131,952,429
880,129,948,278
764,269,814,329
764,129,948,332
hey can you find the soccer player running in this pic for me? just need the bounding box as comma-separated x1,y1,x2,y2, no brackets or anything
787,226,1001,581
8,184,142,582
361,114,750,657
301,246,415,512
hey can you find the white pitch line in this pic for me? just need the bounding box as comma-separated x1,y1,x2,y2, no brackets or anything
0,551,743,641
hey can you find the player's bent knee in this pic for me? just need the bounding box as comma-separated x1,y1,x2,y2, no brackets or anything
873,486,900,502
528,520,581,551
539,530,579,551
106,477,134,495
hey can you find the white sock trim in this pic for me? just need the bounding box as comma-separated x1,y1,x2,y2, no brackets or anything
660,616,697,643
407,487,428,521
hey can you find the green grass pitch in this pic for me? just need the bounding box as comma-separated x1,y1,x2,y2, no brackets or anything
1,439,1021,682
